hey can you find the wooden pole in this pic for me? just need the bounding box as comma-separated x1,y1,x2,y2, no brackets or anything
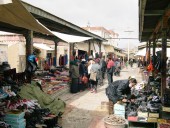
54,41,58,66
88,40,91,56
24,30,33,83
161,16,168,97
148,40,151,63
99,41,102,53
152,38,156,77
25,30,33,65
146,42,149,65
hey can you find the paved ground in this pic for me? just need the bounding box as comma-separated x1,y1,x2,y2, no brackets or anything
58,64,142,128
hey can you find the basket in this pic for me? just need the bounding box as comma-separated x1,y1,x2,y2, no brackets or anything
103,116,126,128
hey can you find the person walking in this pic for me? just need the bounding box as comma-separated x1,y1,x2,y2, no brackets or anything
90,58,100,93
100,56,107,79
114,59,121,76
87,56,95,90
106,56,115,85
106,78,137,114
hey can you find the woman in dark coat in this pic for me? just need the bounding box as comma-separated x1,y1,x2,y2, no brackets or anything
79,59,88,91
70,60,80,93
106,78,137,114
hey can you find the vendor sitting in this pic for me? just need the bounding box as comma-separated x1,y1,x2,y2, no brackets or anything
43,61,50,71
106,77,137,114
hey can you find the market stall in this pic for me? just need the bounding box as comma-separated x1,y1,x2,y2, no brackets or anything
0,67,68,128
138,0,170,127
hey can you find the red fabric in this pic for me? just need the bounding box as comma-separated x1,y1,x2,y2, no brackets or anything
107,60,114,68
82,76,88,84
147,61,153,72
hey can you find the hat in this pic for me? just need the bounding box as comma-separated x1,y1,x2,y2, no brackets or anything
81,59,86,62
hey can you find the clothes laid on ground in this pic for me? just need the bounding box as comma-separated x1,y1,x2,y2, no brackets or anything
18,82,65,115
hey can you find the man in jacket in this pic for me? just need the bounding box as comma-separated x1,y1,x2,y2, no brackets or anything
106,78,137,114
100,56,107,79
107,56,114,85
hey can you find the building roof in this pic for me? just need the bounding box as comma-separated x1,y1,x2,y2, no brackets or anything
139,0,170,42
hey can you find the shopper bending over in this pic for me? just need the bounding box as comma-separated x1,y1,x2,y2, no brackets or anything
106,78,137,114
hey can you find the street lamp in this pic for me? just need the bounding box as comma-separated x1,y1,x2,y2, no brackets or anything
124,30,134,61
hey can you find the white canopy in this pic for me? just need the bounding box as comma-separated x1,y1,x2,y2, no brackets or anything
0,0,53,35
52,31,92,43
33,43,54,50
136,48,170,57
135,48,146,56
0,0,12,4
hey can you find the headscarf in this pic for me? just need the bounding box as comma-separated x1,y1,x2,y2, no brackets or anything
95,58,100,63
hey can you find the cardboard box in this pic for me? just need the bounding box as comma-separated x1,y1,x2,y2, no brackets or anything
114,103,126,111
128,116,138,121
162,106,170,112
138,117,147,122
138,111,148,117
114,110,125,115
147,117,157,122
4,119,25,125
5,111,25,119
149,113,159,118
158,123,170,128
158,119,170,123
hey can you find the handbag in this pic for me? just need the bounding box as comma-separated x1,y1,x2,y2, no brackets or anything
90,71,97,81
82,75,88,84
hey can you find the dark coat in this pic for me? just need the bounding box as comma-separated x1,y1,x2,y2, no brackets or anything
106,79,131,103
79,62,87,76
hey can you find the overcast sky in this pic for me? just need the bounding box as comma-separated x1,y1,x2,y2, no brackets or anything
22,0,139,49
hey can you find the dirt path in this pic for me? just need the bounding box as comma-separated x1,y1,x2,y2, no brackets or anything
58,64,142,128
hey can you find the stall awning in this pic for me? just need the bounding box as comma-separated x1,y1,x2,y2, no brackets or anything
0,0,12,4
75,43,88,52
104,45,114,53
115,51,126,57
52,31,92,43
135,48,146,56
33,43,54,50
0,0,53,35
136,48,170,57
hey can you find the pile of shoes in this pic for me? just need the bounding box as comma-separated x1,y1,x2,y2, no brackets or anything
162,93,170,107
25,107,61,128
147,94,161,113
0,102,6,118
138,101,148,112
0,121,11,128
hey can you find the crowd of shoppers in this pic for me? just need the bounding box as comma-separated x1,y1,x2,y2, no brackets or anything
70,54,123,94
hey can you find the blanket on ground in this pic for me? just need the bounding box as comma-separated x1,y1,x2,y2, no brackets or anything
18,81,65,115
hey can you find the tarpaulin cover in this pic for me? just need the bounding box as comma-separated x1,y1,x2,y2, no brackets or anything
0,0,53,35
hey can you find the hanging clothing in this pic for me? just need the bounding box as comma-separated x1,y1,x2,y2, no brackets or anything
65,54,68,65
